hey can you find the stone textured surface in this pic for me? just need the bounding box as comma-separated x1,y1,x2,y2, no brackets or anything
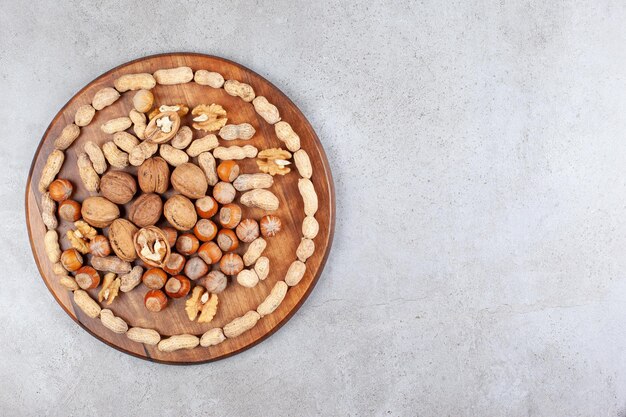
2,0,626,416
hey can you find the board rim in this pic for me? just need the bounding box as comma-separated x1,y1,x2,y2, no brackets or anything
25,52,335,365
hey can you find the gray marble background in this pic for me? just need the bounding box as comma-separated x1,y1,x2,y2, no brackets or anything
2,1,626,416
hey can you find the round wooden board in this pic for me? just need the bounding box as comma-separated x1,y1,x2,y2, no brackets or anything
25,53,334,364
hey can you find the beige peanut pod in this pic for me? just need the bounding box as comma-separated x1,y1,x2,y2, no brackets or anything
44,230,61,263
54,123,80,150
213,145,258,161
76,153,100,193
113,132,140,153
302,216,319,239
218,123,256,141
285,260,306,286
100,309,128,334
74,104,96,127
83,141,107,174
114,73,156,92
243,237,266,266
296,238,315,262
233,173,273,192
198,152,218,186
252,96,281,124
160,144,189,166
294,150,312,179
59,276,79,291
187,134,219,157
223,79,255,102
254,256,270,281
157,334,200,352
92,87,120,110
194,70,224,88
73,290,101,318
132,89,154,113
171,126,193,149
200,328,226,347
274,121,301,152
298,178,318,216
128,141,158,166
101,117,132,135
223,310,260,338
154,66,193,85
257,281,288,317
120,266,143,293
91,256,132,274
38,149,64,193
129,109,147,139
236,269,259,288
102,141,129,168
126,327,161,345
41,192,57,230
240,189,279,211
52,262,67,275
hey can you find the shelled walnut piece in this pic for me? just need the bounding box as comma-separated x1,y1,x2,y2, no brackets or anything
257,148,292,176
134,226,170,268
185,286,218,323
191,104,227,132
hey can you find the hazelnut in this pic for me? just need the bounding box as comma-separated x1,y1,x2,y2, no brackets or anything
165,275,191,298
260,215,282,237
217,229,239,252
198,270,228,293
75,266,100,289
144,111,181,144
219,253,244,276
144,289,168,312
89,235,111,257
108,219,138,262
176,233,199,256
100,171,137,204
197,241,222,265
213,181,236,204
134,226,171,268
171,163,208,199
128,193,163,227
58,199,81,222
193,219,217,242
60,248,83,272
48,179,73,202
164,194,197,231
217,161,240,182
195,196,218,219
162,226,178,247
184,257,209,280
163,252,186,275
81,196,120,228
236,219,259,243
219,204,242,229
137,157,169,194
142,268,167,290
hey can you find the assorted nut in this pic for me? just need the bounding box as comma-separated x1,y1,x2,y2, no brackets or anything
191,104,227,132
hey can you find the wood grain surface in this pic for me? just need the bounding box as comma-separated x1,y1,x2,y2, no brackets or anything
25,53,334,364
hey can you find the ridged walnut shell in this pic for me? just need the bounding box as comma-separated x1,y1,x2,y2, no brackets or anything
133,226,171,268
128,193,163,227
108,219,138,261
137,157,169,194
144,111,181,144
164,194,197,231
81,196,120,228
100,171,137,204
171,163,208,199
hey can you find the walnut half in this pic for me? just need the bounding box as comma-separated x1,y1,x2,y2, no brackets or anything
191,104,227,132
133,226,171,268
257,148,292,176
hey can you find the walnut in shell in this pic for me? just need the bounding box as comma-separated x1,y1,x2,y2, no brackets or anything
108,219,138,262
133,226,171,268
128,193,163,227
170,163,208,199
137,157,169,194
81,196,120,228
144,111,181,144
100,171,137,205
163,194,197,231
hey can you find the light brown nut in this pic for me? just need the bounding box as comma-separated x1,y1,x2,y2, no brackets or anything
197,293,219,323
89,235,111,257
38,149,64,193
274,121,301,152
130,109,147,139
66,230,89,254
59,275,79,291
73,290,101,318
98,169,138,205
191,104,227,132
101,117,132,135
109,219,138,261
134,226,171,268
100,309,127,334
102,141,129,168
257,281,288,317
126,327,161,345
297,238,315,262
200,328,226,347
257,148,292,176
128,193,163,227
81,196,119,227
198,270,228,293
83,141,107,174
133,89,154,113
218,123,256,141
171,163,208,199
91,256,132,274
74,104,96,127
197,152,218,186
213,182,236,204
236,218,259,243
52,262,67,275
114,73,156,92
236,269,259,288
187,134,219,157
160,144,189,166
129,141,158,166
223,311,260,338
294,149,312,179
157,334,200,352
75,220,97,240
302,216,319,239
76,153,99,192
92,87,120,110
298,178,318,216
285,260,306,286
54,123,80,150
120,265,144,293
252,96,281,124
138,157,170,193
154,67,193,85
233,173,273,192
243,237,266,266
223,79,255,102
240,189,279,211
254,256,270,281
41,192,57,230
171,126,193,149
194,70,224,88
164,194,197,231
213,145,258,161
98,273,121,304
113,132,140,153
44,230,61,263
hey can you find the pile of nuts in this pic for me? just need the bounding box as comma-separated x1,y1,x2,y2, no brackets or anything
38,65,319,353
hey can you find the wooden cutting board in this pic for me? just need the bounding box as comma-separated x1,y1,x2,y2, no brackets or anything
25,53,334,364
